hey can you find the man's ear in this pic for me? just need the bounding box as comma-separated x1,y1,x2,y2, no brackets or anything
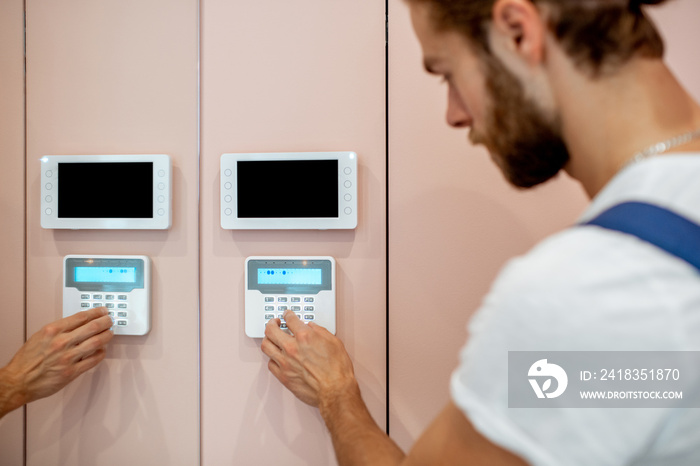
490,0,546,66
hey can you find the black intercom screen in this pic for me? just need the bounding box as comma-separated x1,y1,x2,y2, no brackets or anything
57,162,153,218
237,160,338,218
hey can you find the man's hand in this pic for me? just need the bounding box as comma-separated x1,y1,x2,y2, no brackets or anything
0,307,114,418
261,310,358,410
262,310,406,465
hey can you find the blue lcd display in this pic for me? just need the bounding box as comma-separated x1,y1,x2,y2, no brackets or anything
257,268,323,285
75,267,137,283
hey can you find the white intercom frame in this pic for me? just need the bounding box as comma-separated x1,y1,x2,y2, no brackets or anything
63,255,151,336
220,151,357,230
41,154,172,230
244,256,336,338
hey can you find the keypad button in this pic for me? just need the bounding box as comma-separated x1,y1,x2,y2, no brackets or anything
117,312,127,318
291,297,301,303
277,306,287,312
93,303,103,308
106,303,114,309
118,295,128,300
93,294,102,300
105,294,115,300
118,303,127,309
277,297,288,303
117,320,127,326
304,297,314,303
265,306,274,311
264,297,274,303
81,302,90,308
304,314,315,321
291,306,301,312
81,294,90,299
304,306,314,311
264,314,275,320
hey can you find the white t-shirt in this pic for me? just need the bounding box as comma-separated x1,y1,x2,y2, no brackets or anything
451,155,700,466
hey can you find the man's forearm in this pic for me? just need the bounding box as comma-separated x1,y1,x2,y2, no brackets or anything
320,381,405,466
0,367,25,420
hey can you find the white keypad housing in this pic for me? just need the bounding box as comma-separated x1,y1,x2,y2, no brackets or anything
245,257,335,338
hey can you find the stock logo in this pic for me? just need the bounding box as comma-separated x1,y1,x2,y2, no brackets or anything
528,359,568,399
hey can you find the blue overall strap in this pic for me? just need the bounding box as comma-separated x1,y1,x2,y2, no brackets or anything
581,201,700,273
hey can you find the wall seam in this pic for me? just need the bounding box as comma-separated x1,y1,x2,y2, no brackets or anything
197,0,202,464
385,0,390,437
22,0,28,464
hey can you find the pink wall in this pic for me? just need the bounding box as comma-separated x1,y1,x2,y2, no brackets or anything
199,1,387,464
24,1,200,465
387,0,700,452
1,1,699,465
0,1,27,465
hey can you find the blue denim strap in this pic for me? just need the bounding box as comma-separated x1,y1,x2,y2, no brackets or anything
581,201,700,273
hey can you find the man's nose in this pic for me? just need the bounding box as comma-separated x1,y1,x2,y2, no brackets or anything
445,84,472,128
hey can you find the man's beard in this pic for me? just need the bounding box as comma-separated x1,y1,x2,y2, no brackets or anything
473,54,570,188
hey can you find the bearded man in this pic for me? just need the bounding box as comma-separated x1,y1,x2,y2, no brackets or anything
262,1,700,464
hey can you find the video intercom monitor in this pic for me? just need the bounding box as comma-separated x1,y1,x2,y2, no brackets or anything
220,152,357,230
40,154,171,229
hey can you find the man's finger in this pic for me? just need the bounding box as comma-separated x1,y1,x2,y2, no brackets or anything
59,307,110,333
264,317,294,349
66,313,114,348
71,347,108,378
261,336,285,363
67,326,114,364
282,310,306,335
